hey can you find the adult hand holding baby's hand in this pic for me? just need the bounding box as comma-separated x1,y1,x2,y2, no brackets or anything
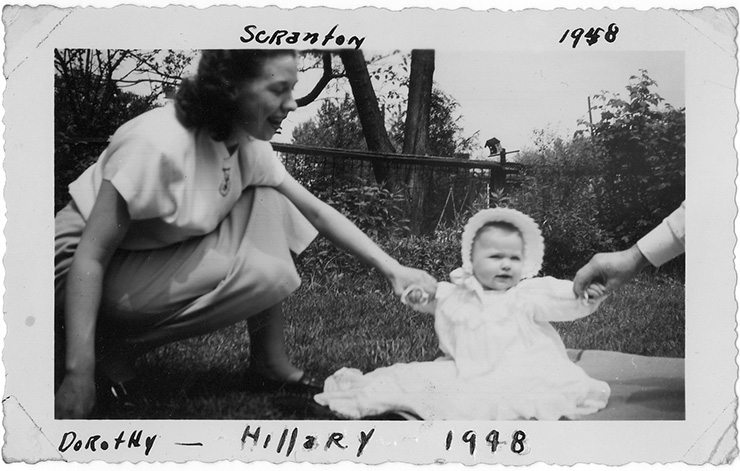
401,285,431,306
581,282,607,305
388,264,437,299
573,245,650,298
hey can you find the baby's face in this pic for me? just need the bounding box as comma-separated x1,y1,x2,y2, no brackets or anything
471,227,524,291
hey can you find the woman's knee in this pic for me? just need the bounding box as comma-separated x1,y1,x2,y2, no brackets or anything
247,258,301,304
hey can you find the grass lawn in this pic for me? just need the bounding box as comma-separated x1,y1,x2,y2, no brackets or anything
95,270,684,420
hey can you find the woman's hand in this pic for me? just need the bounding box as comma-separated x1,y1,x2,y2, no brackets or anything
387,264,437,298
573,245,651,298
55,370,96,419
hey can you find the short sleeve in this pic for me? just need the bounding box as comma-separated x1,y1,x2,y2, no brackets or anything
102,129,185,220
67,106,196,222
238,137,287,188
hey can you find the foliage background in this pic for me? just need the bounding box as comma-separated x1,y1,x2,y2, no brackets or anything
55,51,685,280
290,68,685,282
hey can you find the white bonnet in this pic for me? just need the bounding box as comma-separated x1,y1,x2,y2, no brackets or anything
460,207,544,280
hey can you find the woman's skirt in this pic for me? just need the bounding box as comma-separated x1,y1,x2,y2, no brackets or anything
55,186,317,354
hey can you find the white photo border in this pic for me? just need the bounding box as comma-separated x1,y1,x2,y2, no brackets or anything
2,2,737,466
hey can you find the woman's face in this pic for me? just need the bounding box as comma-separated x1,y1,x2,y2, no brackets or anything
234,54,298,141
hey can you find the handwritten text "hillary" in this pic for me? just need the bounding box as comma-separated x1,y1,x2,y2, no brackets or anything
241,425,375,458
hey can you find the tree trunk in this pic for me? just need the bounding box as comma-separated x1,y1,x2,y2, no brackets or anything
403,50,435,234
339,49,395,185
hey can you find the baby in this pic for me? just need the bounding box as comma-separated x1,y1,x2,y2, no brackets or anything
314,208,610,420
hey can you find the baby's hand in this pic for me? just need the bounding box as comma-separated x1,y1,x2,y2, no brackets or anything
581,282,607,305
401,285,430,306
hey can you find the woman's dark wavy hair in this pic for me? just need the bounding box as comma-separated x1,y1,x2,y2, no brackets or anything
175,49,296,142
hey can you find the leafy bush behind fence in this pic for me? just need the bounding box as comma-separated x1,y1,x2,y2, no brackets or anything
57,139,684,285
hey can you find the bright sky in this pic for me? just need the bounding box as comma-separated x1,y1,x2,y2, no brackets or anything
276,50,684,160
434,50,685,157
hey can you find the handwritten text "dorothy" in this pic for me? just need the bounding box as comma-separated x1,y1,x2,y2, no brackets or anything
58,430,157,457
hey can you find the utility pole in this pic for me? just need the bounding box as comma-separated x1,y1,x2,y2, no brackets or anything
587,96,595,137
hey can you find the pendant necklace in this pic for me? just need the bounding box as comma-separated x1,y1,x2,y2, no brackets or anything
220,145,236,197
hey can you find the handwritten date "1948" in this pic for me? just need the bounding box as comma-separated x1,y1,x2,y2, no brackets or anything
446,429,529,455
559,23,619,48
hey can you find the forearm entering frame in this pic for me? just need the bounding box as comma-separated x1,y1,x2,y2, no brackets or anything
63,180,131,374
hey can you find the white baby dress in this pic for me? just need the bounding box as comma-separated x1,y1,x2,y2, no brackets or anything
314,275,611,420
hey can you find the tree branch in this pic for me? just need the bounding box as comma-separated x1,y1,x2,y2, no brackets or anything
296,52,341,108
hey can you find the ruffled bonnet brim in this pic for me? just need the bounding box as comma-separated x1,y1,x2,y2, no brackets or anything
458,207,544,280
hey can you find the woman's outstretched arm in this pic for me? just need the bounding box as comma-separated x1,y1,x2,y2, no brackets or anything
56,180,130,419
276,175,437,296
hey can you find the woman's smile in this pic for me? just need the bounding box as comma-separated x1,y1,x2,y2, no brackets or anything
234,54,298,141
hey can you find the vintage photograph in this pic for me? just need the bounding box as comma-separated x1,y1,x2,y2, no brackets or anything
3,3,737,466
52,47,686,423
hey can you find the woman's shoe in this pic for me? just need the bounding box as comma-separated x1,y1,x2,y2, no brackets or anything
365,410,422,420
245,368,324,396
94,372,139,414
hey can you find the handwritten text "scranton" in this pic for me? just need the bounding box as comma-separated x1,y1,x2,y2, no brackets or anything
240,24,365,49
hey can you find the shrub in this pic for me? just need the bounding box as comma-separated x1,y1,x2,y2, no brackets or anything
588,69,685,247
324,183,410,240
295,226,463,291
384,229,462,282
510,137,613,278
295,182,412,288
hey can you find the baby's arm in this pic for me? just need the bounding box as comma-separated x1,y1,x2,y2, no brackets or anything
519,277,606,322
